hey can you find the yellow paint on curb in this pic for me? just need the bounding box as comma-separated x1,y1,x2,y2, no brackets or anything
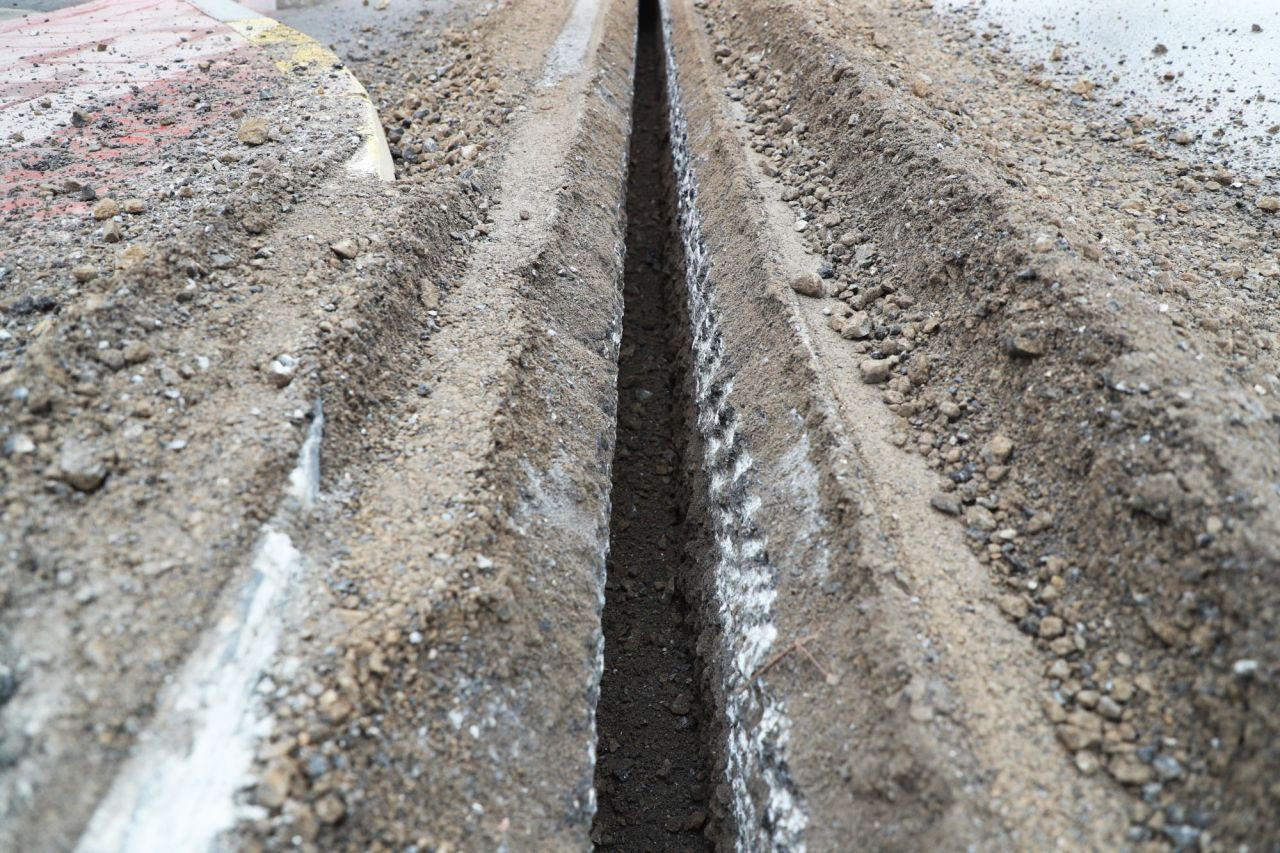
229,18,331,73
217,12,395,181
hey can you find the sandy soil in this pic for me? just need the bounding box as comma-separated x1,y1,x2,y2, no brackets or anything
3,0,1278,848
684,0,1279,845
2,0,635,847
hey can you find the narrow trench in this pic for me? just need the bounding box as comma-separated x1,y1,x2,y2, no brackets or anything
591,1,715,849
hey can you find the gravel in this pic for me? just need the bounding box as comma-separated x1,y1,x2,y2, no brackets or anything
702,0,1280,843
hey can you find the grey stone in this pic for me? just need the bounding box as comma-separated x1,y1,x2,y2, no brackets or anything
858,357,893,384
57,442,107,492
1152,754,1183,781
930,492,962,516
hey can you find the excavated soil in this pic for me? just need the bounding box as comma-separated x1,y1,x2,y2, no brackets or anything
232,0,638,848
3,0,1279,849
1,0,626,847
688,0,1280,845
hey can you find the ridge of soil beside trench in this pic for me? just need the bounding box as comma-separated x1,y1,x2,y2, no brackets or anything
656,0,1127,846
693,0,1280,845
233,0,641,848
2,0,1278,848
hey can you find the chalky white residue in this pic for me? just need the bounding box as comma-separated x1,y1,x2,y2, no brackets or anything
540,0,603,86
657,2,807,848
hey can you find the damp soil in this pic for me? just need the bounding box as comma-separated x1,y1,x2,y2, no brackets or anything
591,3,714,849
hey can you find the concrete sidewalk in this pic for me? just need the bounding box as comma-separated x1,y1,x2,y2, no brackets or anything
0,0,390,224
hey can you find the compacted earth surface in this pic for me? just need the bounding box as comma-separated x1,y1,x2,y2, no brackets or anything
2,0,628,847
2,0,1278,849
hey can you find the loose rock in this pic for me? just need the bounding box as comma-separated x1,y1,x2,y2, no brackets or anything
930,492,962,516
56,442,106,492
1109,757,1153,786
1038,616,1065,639
237,117,270,145
314,793,346,825
789,272,824,297
268,354,298,387
1005,326,1048,357
996,594,1029,620
839,311,872,340
331,238,359,260
984,435,1014,464
858,357,893,383
92,198,119,220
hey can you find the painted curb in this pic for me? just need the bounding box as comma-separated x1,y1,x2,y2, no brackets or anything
0,0,393,182
189,0,394,181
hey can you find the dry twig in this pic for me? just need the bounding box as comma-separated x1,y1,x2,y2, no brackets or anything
739,634,834,690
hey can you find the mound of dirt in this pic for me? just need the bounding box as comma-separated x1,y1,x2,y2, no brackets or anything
697,0,1279,844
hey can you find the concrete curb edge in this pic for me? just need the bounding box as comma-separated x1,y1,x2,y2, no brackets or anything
190,0,395,182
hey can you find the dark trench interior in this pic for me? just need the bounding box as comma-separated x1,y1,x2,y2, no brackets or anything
590,0,716,849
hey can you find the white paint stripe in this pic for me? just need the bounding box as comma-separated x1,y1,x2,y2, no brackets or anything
77,404,323,853
287,401,323,509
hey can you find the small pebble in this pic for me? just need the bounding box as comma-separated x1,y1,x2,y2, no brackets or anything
331,238,359,259
237,117,270,145
930,492,962,516
92,198,119,220
789,272,823,297
858,358,893,384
